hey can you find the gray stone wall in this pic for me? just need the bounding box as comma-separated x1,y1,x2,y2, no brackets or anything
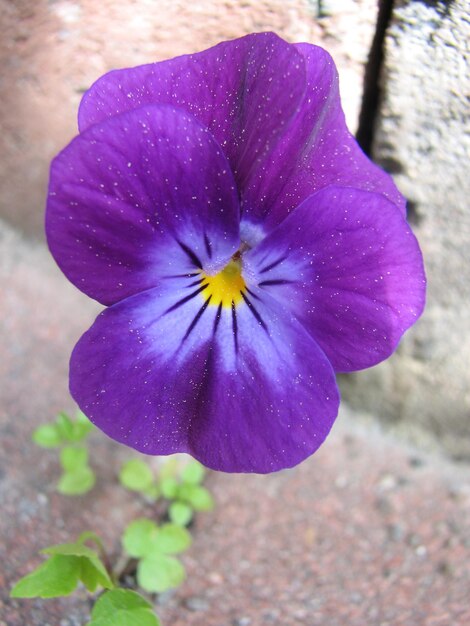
342,0,470,459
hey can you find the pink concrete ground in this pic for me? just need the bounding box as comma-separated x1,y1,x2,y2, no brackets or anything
1,221,469,625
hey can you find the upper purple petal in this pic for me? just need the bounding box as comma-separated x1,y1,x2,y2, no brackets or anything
244,186,426,372
79,32,406,237
70,274,339,473
46,104,240,305
240,42,406,234
78,32,307,202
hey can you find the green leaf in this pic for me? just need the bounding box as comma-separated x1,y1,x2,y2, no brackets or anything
10,555,80,598
122,519,158,558
179,484,214,511
42,541,114,590
72,411,94,441
88,590,161,626
92,588,152,616
32,423,63,448
181,460,206,485
160,476,179,499
119,459,154,492
55,412,75,441
57,466,96,495
60,445,88,472
79,557,105,592
169,501,193,526
137,554,185,593
151,523,191,555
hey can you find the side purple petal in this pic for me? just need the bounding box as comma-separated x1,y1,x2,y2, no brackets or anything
70,283,211,457
46,104,240,305
244,186,426,372
78,32,306,197
70,281,339,473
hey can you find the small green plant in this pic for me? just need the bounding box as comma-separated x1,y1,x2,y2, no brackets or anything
163,459,215,526
119,457,214,526
32,411,96,495
14,408,216,625
11,532,114,598
122,519,191,593
33,410,94,447
11,532,162,625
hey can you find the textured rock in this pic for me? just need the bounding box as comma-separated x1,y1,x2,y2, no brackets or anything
0,0,378,238
341,0,470,460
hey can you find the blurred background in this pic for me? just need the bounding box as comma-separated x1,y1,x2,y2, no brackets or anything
1,1,469,625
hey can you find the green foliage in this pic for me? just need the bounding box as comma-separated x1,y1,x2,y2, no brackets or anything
33,410,94,447
42,539,114,590
32,410,96,495
57,467,96,495
58,444,95,496
32,423,63,448
10,534,114,599
138,554,185,594
178,484,214,511
181,460,206,485
119,458,162,500
159,459,214,521
119,459,155,495
160,476,179,499
169,501,193,526
60,445,89,471
10,555,81,598
122,518,191,593
87,589,161,626
122,519,158,558
123,518,191,558
119,456,213,524
143,483,161,500
152,523,191,554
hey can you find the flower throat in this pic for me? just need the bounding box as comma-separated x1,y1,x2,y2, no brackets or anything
201,259,246,308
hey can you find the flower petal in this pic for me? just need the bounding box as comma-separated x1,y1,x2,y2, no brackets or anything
240,42,406,235
78,33,306,197
46,104,240,305
70,279,339,473
189,292,339,473
244,186,426,372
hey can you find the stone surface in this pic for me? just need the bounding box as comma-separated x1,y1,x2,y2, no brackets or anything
341,0,470,460
1,217,469,625
0,0,378,238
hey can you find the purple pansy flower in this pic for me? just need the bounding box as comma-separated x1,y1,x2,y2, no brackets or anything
46,33,425,473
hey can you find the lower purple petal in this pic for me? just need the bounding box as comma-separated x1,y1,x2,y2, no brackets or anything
190,294,339,473
70,280,339,473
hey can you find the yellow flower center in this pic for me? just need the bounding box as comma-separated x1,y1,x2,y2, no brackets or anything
201,259,246,308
